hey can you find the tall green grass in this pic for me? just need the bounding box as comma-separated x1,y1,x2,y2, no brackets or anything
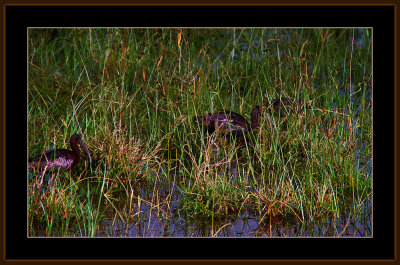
28,28,372,237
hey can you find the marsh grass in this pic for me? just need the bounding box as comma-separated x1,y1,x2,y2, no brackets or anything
28,28,372,237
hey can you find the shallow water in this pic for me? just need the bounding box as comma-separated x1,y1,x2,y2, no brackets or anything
95,195,371,237
31,147,372,238
30,29,372,238
92,162,371,238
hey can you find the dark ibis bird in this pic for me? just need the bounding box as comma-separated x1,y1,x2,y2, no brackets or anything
194,97,312,141
195,105,277,136
28,134,92,172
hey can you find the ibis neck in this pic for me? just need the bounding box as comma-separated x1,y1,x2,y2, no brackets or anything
249,106,262,131
70,139,81,158
250,114,260,130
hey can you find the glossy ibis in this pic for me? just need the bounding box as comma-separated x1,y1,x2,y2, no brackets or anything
195,105,280,137
28,134,92,172
195,97,307,136
194,106,264,135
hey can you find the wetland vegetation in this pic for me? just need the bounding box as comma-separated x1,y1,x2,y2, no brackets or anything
28,28,372,237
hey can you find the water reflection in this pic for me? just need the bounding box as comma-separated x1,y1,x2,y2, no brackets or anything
94,153,372,237
94,163,371,237
31,29,372,238
97,197,371,237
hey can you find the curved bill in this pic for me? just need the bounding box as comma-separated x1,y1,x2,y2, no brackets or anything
79,139,92,164
263,113,278,133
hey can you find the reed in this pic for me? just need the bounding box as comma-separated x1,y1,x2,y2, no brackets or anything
28,28,372,237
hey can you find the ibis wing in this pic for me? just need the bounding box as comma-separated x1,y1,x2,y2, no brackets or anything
215,111,250,131
28,149,74,170
195,110,250,133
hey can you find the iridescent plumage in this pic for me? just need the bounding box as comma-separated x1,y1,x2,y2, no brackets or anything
195,105,265,136
29,134,92,172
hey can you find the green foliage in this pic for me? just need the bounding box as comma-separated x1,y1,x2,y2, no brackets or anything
28,28,372,237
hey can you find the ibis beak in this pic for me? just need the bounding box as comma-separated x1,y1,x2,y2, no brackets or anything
263,112,278,133
80,139,92,164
